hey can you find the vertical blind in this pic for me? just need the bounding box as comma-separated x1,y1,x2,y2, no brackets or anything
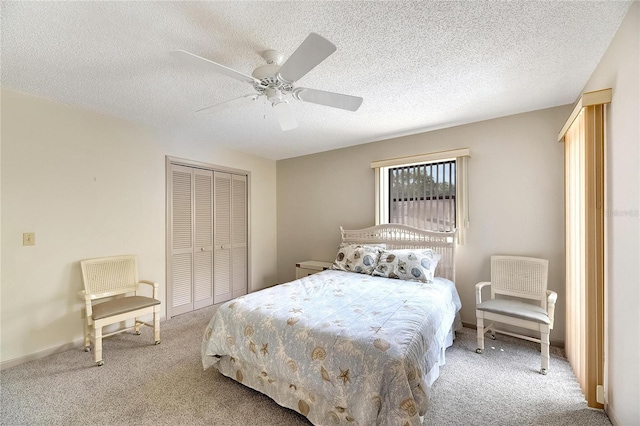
559,88,609,408
564,109,588,398
388,160,456,232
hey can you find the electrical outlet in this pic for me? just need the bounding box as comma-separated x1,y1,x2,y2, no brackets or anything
23,232,35,246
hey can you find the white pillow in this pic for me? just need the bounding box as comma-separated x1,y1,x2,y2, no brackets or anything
331,244,383,275
372,249,441,282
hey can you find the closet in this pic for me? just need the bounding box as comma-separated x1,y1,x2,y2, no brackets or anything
167,160,248,318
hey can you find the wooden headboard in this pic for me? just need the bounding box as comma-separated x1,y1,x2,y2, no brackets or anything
340,224,457,281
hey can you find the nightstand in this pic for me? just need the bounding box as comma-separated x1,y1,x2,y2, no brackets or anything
295,260,333,279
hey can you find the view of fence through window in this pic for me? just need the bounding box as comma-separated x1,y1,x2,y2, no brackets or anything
389,160,456,231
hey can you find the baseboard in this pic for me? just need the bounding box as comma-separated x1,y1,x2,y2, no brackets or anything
605,403,620,426
461,321,564,349
1,339,85,371
1,315,167,371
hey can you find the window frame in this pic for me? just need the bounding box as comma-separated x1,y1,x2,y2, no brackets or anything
388,159,457,232
372,148,470,244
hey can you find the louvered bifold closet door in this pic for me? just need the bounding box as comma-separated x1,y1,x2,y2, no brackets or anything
194,169,214,310
232,175,248,298
214,172,233,303
170,164,194,316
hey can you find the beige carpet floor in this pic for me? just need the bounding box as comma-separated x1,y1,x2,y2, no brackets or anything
1,304,610,425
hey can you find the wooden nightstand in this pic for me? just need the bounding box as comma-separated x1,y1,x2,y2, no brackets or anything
295,260,332,279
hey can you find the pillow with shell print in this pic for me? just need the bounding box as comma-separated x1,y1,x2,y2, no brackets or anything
331,244,383,275
372,249,441,282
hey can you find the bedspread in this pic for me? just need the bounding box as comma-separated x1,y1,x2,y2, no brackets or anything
202,270,462,425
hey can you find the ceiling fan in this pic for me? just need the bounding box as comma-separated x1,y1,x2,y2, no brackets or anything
171,33,363,131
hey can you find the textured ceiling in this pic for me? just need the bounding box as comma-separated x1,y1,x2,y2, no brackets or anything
1,1,632,160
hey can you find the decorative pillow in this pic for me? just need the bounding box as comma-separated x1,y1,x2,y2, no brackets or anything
331,244,383,275
372,249,441,282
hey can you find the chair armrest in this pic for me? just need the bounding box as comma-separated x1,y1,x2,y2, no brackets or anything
546,290,558,329
77,290,93,318
476,282,491,305
139,280,159,299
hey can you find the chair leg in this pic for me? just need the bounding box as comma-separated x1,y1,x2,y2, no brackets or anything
153,308,161,345
84,320,91,352
94,326,104,366
489,324,496,340
134,317,141,335
476,317,485,354
540,331,550,375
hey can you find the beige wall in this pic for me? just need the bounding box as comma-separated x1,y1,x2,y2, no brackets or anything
0,89,278,366
581,2,639,424
277,104,572,344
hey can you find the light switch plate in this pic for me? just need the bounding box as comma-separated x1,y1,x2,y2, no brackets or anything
23,232,35,246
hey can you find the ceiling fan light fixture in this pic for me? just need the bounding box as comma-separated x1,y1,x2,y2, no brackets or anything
272,101,297,131
265,87,282,103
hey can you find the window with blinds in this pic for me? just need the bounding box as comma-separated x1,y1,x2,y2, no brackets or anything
558,88,610,408
372,148,470,243
388,160,456,232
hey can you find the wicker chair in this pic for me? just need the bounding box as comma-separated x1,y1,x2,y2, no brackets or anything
79,255,161,366
475,255,557,374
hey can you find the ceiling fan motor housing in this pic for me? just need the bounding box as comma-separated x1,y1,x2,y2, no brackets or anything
252,64,280,81
252,64,294,95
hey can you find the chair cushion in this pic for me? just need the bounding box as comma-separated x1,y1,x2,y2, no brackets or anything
92,296,160,320
476,298,550,325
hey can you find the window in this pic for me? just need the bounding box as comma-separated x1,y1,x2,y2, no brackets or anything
389,160,456,232
371,148,470,243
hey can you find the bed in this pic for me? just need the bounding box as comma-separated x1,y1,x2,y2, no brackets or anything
202,224,462,425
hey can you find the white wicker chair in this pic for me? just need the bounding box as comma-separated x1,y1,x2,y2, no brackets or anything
475,255,557,374
79,255,161,366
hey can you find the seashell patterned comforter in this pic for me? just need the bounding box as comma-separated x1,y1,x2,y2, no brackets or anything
202,269,462,425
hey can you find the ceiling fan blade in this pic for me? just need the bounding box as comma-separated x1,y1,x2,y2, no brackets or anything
277,33,336,84
272,101,297,131
293,88,363,112
170,50,259,85
196,94,259,114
